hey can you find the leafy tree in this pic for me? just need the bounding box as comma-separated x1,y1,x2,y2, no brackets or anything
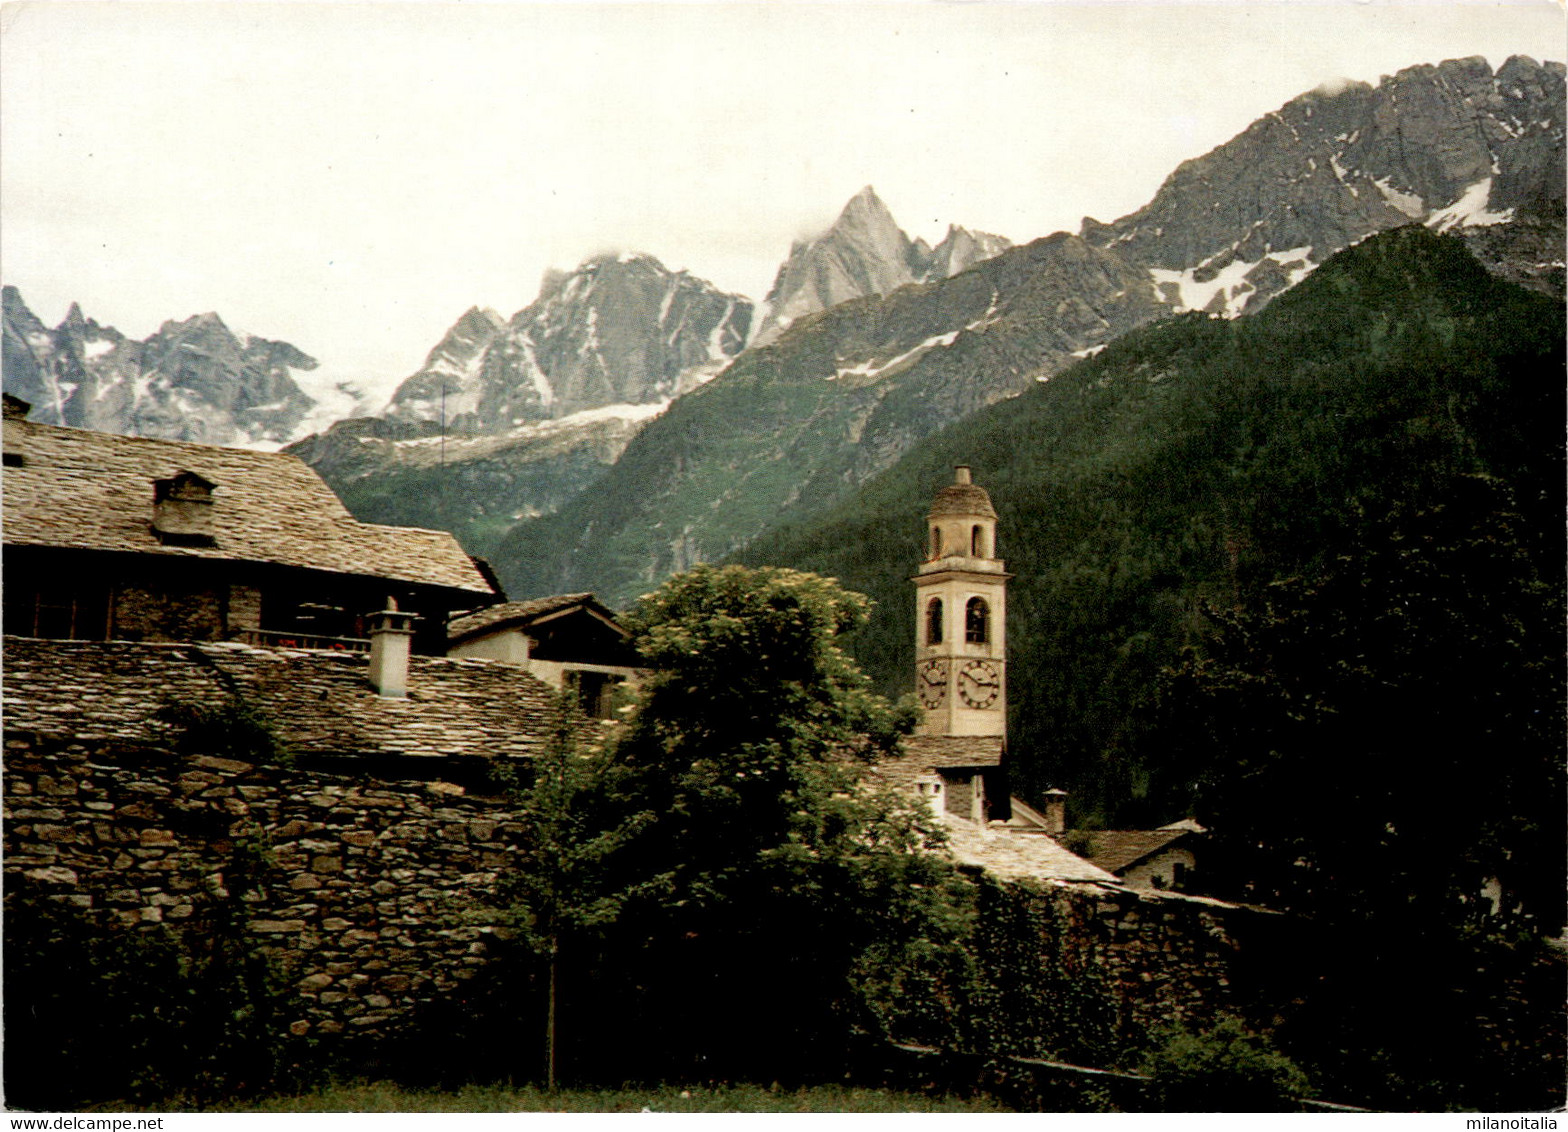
576,565,968,1082
1154,479,1566,1109
494,700,657,1089
1160,478,1564,931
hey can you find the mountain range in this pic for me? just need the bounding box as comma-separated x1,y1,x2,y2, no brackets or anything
496,54,1565,607
3,54,1562,599
1,287,363,449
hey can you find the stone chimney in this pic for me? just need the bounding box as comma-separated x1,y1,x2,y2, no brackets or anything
368,599,417,698
1042,788,1068,836
152,470,217,546
2,394,28,467
953,464,972,485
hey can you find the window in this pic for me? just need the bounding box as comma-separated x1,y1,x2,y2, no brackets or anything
965,597,989,644
971,525,986,557
5,584,110,640
926,597,943,645
929,527,942,558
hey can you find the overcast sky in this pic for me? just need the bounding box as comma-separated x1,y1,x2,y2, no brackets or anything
3,0,1563,404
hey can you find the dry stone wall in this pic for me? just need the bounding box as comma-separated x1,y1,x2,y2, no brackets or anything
4,726,1264,1052
1036,882,1247,1032
3,730,522,1041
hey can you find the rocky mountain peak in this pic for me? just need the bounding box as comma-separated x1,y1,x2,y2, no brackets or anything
381,252,752,434
1082,53,1565,313
751,186,1010,346
1,287,320,448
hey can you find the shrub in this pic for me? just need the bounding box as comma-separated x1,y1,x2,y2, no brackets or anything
1139,1017,1308,1112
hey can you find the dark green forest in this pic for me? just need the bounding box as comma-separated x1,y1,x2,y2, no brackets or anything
736,227,1566,830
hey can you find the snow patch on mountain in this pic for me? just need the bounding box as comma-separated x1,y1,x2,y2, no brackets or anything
1149,246,1319,317
1426,177,1515,231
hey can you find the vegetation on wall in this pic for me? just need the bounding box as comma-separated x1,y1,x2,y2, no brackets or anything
3,851,301,1110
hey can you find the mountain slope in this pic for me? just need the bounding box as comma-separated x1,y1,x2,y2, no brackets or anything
494,230,1170,604
735,227,1565,824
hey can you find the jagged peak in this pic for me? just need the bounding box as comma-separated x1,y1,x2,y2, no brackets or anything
834,185,900,230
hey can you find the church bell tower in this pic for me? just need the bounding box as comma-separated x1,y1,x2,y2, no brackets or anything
913,466,1010,737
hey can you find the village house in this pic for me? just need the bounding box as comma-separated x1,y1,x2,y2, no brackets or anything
447,593,643,717
2,394,499,654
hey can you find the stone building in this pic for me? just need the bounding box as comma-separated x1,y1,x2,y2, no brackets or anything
1059,827,1203,892
2,395,498,654
447,593,643,716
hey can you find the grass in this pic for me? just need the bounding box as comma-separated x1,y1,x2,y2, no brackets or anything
210,1080,1014,1113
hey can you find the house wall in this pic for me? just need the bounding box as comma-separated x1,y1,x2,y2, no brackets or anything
1120,848,1198,892
113,580,230,642
449,629,531,666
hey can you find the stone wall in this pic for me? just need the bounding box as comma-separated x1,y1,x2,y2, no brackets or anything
3,730,522,1041
3,726,1266,1053
1025,881,1249,1033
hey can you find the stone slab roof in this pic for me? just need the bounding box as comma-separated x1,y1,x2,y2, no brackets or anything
448,593,617,643
2,637,591,762
1068,829,1194,874
866,736,1005,795
901,735,1005,769
3,418,494,597
939,816,1121,886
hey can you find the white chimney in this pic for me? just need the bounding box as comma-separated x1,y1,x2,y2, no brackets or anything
368,598,417,698
954,465,972,485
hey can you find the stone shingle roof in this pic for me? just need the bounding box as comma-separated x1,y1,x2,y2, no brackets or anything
3,637,585,762
448,593,616,644
1068,829,1193,874
928,483,996,519
939,817,1121,886
3,418,494,597
901,735,1005,768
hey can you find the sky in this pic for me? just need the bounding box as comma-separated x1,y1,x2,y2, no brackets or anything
3,0,1564,407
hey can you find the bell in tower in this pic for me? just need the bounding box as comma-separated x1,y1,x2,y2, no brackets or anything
913,465,1010,738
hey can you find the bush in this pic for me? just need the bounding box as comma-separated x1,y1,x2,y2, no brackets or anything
1139,1017,1308,1112
3,885,301,1109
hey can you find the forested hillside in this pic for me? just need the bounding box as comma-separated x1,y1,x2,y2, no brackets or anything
736,227,1565,826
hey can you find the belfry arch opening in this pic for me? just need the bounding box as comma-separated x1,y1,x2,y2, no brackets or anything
926,597,944,645
965,597,990,644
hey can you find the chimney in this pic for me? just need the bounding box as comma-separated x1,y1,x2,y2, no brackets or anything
2,394,28,467
368,598,417,698
152,470,217,546
954,465,972,485
1042,788,1068,836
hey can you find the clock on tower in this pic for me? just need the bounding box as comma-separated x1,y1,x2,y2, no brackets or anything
912,466,1010,738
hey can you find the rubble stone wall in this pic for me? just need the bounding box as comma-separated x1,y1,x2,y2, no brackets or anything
1024,881,1249,1033
4,729,1260,1049
3,730,520,1041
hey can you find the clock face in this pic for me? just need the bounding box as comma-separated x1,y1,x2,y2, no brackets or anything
918,659,949,708
958,659,1001,709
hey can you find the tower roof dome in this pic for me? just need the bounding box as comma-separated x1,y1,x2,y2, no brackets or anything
928,465,996,519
